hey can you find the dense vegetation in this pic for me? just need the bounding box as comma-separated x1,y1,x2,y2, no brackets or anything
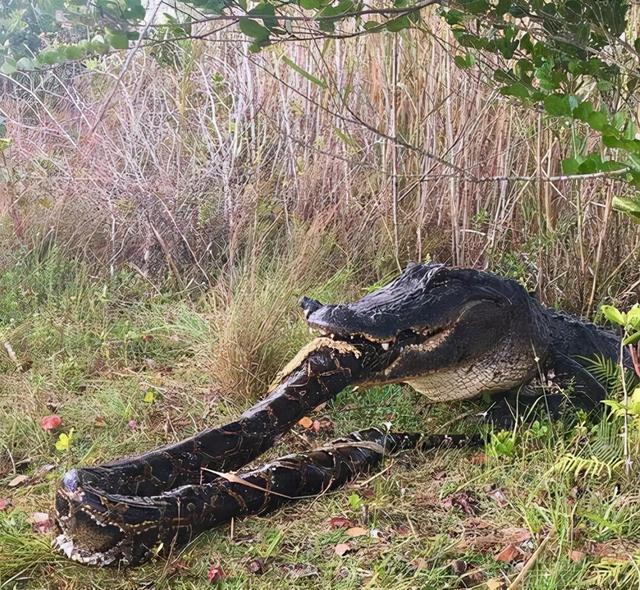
1,1,640,588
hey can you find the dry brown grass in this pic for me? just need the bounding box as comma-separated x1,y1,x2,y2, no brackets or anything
0,13,639,313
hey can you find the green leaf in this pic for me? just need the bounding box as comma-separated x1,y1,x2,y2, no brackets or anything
238,17,270,40
543,94,573,117
561,157,580,175
16,57,35,71
143,389,156,403
613,195,640,221
601,304,626,326
299,0,322,8
454,53,476,69
55,428,74,452
0,138,12,152
0,59,17,75
107,31,129,50
249,3,277,29
500,82,531,100
623,331,640,346
282,55,327,88
385,15,411,32
586,111,609,132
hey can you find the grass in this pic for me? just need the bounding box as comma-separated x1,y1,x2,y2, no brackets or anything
1,253,640,590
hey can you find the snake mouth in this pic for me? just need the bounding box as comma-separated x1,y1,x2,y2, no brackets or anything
54,484,131,566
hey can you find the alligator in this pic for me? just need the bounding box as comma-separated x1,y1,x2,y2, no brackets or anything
54,263,629,566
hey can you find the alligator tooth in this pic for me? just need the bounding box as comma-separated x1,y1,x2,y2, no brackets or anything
381,342,390,351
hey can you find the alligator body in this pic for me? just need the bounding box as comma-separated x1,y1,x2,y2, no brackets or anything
55,263,629,566
302,262,628,424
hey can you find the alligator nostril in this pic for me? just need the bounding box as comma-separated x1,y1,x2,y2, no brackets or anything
299,296,323,317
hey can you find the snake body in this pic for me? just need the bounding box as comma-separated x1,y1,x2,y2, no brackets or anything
54,338,448,565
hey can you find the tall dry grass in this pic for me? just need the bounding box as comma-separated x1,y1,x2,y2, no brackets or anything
0,13,639,315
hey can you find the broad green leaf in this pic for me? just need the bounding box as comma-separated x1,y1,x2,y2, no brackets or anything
561,157,580,175
0,59,17,75
385,15,411,32
239,17,270,40
299,0,322,8
143,389,156,403
0,138,11,152
543,94,573,117
454,53,476,69
586,111,609,132
500,82,531,100
601,304,626,326
107,31,129,50
282,55,327,88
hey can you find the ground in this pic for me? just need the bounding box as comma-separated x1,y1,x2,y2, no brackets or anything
0,256,638,590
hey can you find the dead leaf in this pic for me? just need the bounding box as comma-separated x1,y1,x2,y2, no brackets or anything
334,542,353,557
246,558,265,574
569,549,586,562
298,416,313,429
329,516,352,529
94,416,107,428
470,453,487,465
0,498,11,511
486,578,506,590
487,488,508,507
40,415,62,431
443,491,479,515
501,527,531,544
207,564,226,584
312,417,333,433
29,512,53,534
279,562,319,579
495,544,524,563
345,526,368,538
412,557,429,570
8,474,29,488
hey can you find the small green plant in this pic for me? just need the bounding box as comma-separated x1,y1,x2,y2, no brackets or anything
486,430,516,458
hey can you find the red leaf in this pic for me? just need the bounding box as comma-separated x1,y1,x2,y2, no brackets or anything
40,415,62,431
329,516,352,529
495,544,524,563
207,564,226,584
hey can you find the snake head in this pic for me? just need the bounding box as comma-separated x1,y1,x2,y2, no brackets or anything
54,470,143,566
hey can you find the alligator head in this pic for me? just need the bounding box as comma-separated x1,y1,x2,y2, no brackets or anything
301,263,549,402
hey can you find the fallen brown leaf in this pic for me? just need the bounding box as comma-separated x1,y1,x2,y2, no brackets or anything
334,542,353,557
345,526,368,538
8,474,29,488
443,491,479,515
246,558,265,574
0,498,11,511
298,416,313,429
486,578,505,590
569,549,586,562
487,488,509,507
94,416,107,428
207,564,226,584
495,543,524,563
